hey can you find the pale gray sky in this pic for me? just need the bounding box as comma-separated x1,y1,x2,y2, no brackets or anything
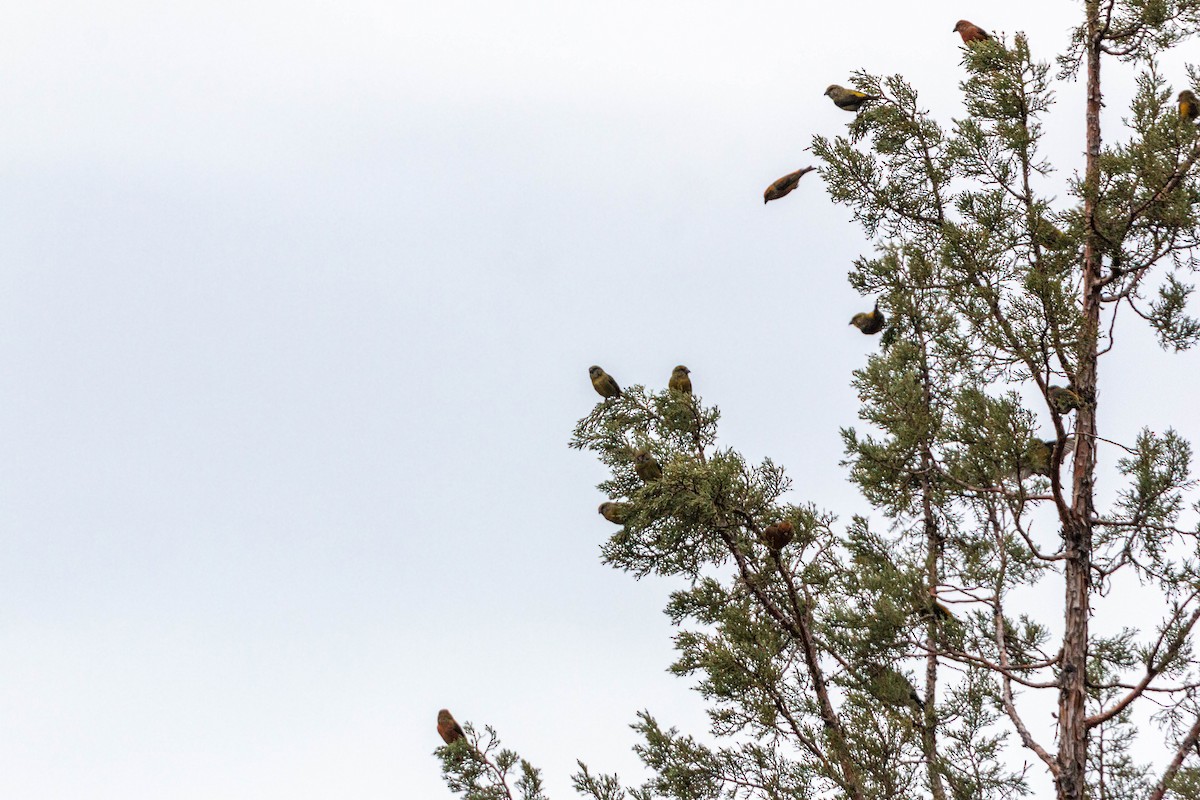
1,2,1197,798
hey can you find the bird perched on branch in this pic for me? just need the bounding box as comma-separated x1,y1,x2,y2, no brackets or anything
824,85,879,112
589,365,622,399
1179,90,1198,122
1014,435,1074,481
850,302,886,335
669,365,692,395
760,520,794,556
1047,385,1082,414
598,502,629,524
953,19,991,44
764,167,815,203
437,709,466,745
633,449,663,482
865,664,925,712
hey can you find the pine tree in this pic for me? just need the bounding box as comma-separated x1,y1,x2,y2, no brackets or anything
437,3,1200,798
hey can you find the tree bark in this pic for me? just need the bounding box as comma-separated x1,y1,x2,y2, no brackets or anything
1057,3,1103,798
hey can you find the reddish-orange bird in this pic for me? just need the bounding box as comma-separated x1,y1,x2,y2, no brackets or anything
761,520,795,553
437,709,466,745
952,20,991,44
764,167,815,204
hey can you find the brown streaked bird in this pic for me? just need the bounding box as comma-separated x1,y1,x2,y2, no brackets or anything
953,19,991,44
598,501,629,524
1047,384,1082,414
761,520,794,554
1179,90,1199,122
850,302,886,335
633,449,663,482
764,166,816,204
669,365,692,395
824,84,879,112
437,709,466,745
589,365,622,399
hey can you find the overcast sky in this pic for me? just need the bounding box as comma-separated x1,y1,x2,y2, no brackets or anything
2,2,1198,798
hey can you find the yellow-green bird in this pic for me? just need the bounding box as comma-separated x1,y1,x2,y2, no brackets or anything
1033,217,1072,250
824,84,879,112
1014,435,1074,480
633,449,663,482
850,301,886,335
1018,438,1054,480
1047,384,1082,414
669,365,692,394
598,501,629,524
865,663,925,711
1180,90,1199,122
764,166,815,204
588,365,622,399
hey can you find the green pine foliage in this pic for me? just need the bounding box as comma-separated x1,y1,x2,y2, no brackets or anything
436,2,1200,799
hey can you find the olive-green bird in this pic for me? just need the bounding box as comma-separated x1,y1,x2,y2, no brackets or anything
764,166,815,203
1014,435,1075,480
1033,217,1072,250
761,520,794,554
633,449,663,482
850,302,886,335
824,84,879,112
1047,384,1082,414
437,709,466,745
598,501,629,524
1015,439,1052,480
1180,90,1199,121
588,365,622,399
865,663,925,711
669,365,692,394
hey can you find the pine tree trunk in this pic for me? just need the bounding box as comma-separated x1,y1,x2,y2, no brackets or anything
1058,3,1103,798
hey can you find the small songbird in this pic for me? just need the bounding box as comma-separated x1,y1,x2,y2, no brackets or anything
764,166,816,204
1014,436,1075,480
850,302,886,335
589,365,622,399
1033,217,1072,250
953,19,991,44
437,709,466,745
1047,384,1082,414
669,365,692,395
598,501,629,524
1179,90,1199,121
633,449,663,482
865,664,925,711
761,520,794,554
1020,439,1055,480
824,84,879,112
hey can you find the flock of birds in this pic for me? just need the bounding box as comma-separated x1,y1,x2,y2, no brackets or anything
434,17,1200,757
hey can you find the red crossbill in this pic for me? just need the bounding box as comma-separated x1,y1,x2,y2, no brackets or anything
437,709,466,745
824,85,879,112
953,20,991,44
761,520,794,553
589,365,622,399
764,167,815,203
